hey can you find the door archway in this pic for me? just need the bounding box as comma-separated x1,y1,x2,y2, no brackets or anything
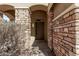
0,4,15,22
30,5,47,41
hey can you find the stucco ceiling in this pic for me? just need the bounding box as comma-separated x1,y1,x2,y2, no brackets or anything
30,5,47,12
0,3,48,21
0,3,48,14
0,5,14,11
0,3,48,8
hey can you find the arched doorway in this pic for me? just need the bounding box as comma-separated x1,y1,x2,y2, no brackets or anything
0,4,15,23
0,4,16,56
29,5,53,56
31,10,47,40
30,5,47,41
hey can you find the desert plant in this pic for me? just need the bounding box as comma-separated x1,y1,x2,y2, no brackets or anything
0,23,20,56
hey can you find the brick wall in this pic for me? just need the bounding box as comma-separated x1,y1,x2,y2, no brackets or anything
48,11,54,50
52,8,76,56
51,8,79,56
46,4,79,55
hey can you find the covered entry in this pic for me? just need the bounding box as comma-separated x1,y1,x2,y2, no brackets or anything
29,5,54,56
30,5,48,41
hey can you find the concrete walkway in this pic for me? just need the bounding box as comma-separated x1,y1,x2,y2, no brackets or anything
32,40,55,56
20,40,55,56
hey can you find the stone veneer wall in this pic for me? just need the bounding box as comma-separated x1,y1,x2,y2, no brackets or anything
47,11,54,50
51,6,79,55
52,8,76,56
15,8,31,55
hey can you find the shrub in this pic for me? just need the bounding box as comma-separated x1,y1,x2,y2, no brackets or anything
0,23,20,56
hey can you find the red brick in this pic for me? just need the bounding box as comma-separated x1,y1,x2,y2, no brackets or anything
71,13,75,20
75,13,79,19
71,22,75,27
63,33,68,36
68,33,75,38
69,51,75,56
64,28,68,32
63,13,69,18
61,48,66,54
70,9,75,15
68,27,75,31
64,37,71,42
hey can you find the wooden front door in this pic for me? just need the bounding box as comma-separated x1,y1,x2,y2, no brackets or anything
35,22,44,40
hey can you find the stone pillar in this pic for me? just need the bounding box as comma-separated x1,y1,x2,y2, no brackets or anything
15,8,31,52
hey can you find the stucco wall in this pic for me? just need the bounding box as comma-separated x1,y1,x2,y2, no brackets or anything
53,3,73,18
